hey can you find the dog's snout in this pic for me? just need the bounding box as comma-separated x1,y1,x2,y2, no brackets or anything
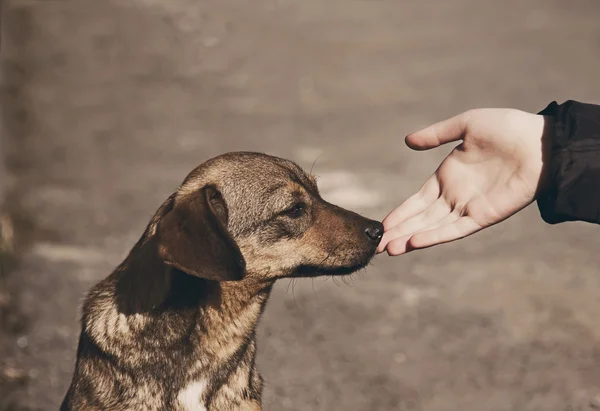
365,222,384,242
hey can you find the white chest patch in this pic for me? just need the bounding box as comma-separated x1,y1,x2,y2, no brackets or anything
177,380,208,411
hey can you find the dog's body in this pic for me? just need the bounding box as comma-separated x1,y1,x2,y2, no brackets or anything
61,152,383,410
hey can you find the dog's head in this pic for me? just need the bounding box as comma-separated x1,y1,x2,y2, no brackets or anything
153,152,382,282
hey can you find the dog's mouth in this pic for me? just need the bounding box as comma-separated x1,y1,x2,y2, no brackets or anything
293,253,375,278
292,249,375,277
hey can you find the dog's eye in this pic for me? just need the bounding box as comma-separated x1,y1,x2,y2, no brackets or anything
282,203,305,218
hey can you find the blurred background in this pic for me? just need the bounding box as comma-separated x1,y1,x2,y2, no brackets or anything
1,0,600,410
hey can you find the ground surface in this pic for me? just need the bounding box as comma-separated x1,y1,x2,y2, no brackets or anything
2,1,600,410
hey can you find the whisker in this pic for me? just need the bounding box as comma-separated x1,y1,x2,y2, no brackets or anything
310,155,323,175
292,279,299,308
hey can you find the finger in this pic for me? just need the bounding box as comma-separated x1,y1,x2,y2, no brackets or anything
382,176,440,231
419,209,462,232
384,236,412,256
408,217,482,250
383,210,462,255
378,198,450,253
386,217,479,256
406,111,469,151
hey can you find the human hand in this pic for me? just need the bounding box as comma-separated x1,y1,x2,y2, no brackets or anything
378,108,553,255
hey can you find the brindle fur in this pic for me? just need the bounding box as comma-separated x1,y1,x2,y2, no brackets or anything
61,152,383,411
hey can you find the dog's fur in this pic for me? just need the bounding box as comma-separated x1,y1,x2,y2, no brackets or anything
61,152,383,411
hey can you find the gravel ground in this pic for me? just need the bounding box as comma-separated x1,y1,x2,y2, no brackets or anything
2,1,600,410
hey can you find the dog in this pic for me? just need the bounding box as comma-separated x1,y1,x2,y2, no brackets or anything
61,152,383,411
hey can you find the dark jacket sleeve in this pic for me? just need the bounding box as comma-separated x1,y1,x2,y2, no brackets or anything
536,100,600,224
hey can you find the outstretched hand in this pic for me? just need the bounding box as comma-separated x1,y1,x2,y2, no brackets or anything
378,108,552,256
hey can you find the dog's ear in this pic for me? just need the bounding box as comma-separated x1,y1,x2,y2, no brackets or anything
157,185,245,281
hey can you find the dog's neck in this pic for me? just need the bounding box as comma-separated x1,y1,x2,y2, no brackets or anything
90,237,274,364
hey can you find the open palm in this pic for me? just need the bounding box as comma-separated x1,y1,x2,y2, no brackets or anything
379,108,551,256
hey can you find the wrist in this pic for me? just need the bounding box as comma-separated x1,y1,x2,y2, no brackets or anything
510,110,554,200
535,115,555,197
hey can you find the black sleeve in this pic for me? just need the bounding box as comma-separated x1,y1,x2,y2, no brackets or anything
536,100,600,224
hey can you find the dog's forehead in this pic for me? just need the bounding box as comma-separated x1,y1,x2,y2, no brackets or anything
177,152,317,200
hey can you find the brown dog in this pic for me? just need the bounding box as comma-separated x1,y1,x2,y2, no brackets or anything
61,152,383,411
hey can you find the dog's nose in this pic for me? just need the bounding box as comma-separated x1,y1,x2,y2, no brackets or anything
365,222,384,242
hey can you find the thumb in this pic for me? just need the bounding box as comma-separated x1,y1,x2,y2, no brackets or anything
405,111,469,151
